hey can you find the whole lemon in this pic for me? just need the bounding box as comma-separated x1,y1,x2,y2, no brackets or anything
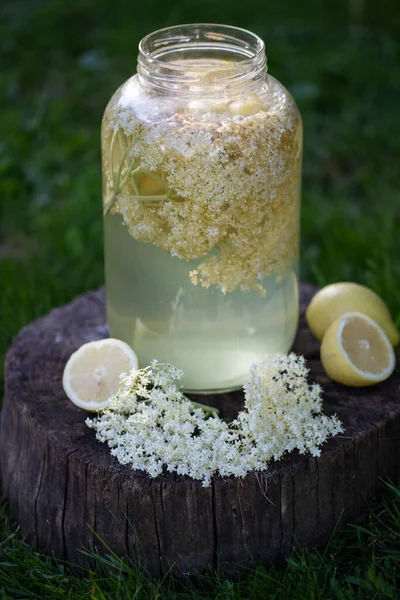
306,282,399,346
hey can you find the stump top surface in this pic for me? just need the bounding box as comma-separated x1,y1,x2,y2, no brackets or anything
5,285,400,481
3,284,400,574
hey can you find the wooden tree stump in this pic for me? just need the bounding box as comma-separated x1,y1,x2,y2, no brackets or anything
1,285,400,575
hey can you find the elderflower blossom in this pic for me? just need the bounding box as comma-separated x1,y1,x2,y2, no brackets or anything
86,355,343,486
86,361,231,486
102,77,301,294
235,353,343,466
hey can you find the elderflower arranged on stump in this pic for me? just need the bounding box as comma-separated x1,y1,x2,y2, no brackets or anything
236,354,342,463
86,355,343,486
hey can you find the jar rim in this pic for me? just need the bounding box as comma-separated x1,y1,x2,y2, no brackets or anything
139,23,265,66
137,23,267,96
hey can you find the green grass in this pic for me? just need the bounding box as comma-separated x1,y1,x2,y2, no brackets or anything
1,0,400,597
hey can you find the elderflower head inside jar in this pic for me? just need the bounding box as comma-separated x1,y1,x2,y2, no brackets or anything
102,24,302,393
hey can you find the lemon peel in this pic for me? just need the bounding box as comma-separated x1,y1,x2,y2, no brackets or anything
306,282,399,346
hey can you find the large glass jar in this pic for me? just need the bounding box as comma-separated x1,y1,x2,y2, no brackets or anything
102,24,302,393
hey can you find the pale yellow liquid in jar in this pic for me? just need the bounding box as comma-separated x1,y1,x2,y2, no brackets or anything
104,213,299,393
103,58,301,393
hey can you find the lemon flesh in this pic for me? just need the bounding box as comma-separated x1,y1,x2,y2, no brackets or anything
137,172,165,196
62,338,139,412
320,312,396,386
306,282,399,346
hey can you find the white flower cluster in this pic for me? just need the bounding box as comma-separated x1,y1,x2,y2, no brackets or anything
102,79,301,294
86,355,343,486
236,354,343,463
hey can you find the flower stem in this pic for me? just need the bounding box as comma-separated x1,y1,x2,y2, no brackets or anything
104,130,143,216
190,400,220,418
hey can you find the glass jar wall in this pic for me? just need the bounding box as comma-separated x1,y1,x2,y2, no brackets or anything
102,24,302,393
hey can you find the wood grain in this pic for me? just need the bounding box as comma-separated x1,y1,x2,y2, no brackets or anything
1,285,400,575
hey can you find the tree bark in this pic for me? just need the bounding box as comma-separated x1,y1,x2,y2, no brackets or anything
1,285,399,575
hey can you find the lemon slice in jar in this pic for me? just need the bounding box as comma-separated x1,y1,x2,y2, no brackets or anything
62,339,138,412
137,172,166,196
187,99,230,114
320,312,396,386
229,98,267,116
306,282,399,346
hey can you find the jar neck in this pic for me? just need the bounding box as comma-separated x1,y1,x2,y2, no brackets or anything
137,24,267,98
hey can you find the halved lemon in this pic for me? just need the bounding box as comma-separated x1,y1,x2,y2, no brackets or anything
320,312,396,386
62,338,138,412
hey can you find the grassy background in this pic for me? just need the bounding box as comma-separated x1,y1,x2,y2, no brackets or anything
1,0,400,597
